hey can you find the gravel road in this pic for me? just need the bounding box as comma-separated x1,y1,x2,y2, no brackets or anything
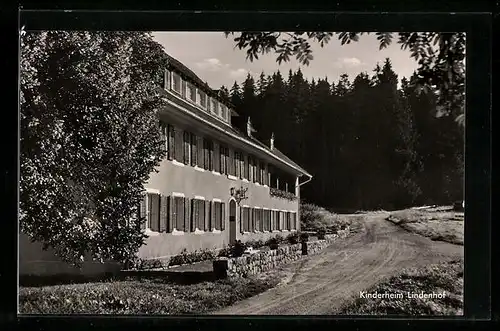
212,212,463,315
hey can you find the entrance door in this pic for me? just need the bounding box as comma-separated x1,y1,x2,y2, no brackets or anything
229,199,237,244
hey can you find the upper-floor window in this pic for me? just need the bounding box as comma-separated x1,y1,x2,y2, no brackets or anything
211,99,218,116
172,72,181,94
187,83,196,103
197,90,206,108
220,104,226,120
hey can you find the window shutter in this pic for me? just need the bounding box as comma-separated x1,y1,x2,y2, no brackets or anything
213,141,220,173
228,148,235,176
197,200,204,230
175,128,183,162
168,125,175,160
197,136,204,167
191,133,197,167
221,202,226,231
184,197,190,232
209,141,214,171
235,152,240,178
150,194,160,232
160,195,167,232
168,195,174,232
183,131,190,165
176,197,184,231
203,139,209,170
160,122,167,153
243,154,248,179
264,163,269,186
240,207,244,233
139,195,146,230
191,199,197,232
211,201,216,230
164,69,171,90
204,200,210,231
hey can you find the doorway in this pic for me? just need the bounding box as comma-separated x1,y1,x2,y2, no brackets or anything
229,199,237,244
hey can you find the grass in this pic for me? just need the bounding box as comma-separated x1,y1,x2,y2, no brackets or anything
386,207,464,245
339,259,464,316
19,274,280,314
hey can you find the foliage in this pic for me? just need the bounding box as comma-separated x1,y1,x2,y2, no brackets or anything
229,60,463,211
269,187,297,201
231,240,247,257
299,232,310,243
316,228,327,240
168,248,217,267
19,275,281,314
20,31,170,266
266,237,280,250
286,232,299,245
225,32,465,123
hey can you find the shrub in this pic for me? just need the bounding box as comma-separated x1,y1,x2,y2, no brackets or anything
287,232,299,244
245,239,264,249
217,245,231,258
266,237,279,250
299,232,310,243
168,248,216,267
317,228,326,240
230,240,246,258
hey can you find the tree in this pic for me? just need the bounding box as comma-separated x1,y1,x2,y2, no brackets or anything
224,32,465,124
20,31,168,266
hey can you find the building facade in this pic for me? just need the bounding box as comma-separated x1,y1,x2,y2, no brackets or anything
18,54,312,276
137,55,312,260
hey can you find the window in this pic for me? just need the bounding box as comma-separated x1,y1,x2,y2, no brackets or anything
183,131,191,165
291,212,297,230
260,162,266,185
211,99,218,115
254,208,263,232
286,212,291,230
263,209,271,231
203,139,214,170
212,201,225,231
197,90,206,108
187,83,196,103
248,156,254,182
171,196,187,231
190,133,197,167
139,192,162,232
239,153,245,179
220,104,226,120
191,199,205,231
240,206,250,233
172,72,181,93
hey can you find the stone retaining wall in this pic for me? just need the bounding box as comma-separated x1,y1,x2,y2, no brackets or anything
214,227,350,278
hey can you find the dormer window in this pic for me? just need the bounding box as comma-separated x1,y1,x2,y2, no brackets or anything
172,72,181,94
187,83,196,103
211,99,218,115
220,104,226,120
197,90,206,108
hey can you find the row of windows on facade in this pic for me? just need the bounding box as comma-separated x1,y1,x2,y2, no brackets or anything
165,70,230,123
160,122,297,193
140,193,298,233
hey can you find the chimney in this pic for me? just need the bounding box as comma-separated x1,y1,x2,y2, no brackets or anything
247,117,252,137
270,132,275,150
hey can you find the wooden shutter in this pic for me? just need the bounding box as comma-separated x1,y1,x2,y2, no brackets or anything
183,131,190,165
211,201,216,230
184,197,190,232
221,202,226,231
209,141,214,171
213,141,220,173
243,154,248,179
175,128,183,162
191,133,197,166
168,125,175,160
203,139,208,170
204,200,210,231
160,122,167,153
240,208,244,233
150,194,160,232
181,79,187,98
235,152,240,178
139,195,146,230
228,148,235,176
264,163,269,186
197,136,204,167
176,197,184,231
191,199,197,232
160,195,168,232
197,200,205,230
168,195,174,232
164,69,171,90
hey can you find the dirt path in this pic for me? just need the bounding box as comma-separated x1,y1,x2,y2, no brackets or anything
212,212,463,315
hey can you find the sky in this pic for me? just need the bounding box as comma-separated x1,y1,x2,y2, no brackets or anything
152,32,419,90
